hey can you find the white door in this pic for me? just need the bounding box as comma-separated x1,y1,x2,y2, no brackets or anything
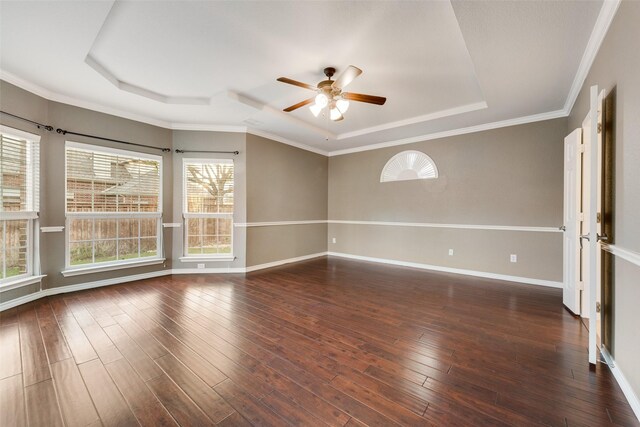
583,85,605,365
562,129,582,315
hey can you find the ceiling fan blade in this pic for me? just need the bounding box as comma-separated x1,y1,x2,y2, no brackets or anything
332,65,362,89
343,92,387,105
277,77,317,91
283,97,315,112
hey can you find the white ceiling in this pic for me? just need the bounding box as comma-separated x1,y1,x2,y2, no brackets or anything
0,1,605,154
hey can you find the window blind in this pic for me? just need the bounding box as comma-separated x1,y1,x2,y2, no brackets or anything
65,143,162,267
183,159,234,257
0,127,40,282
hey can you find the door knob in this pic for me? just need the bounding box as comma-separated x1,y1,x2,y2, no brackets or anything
559,225,566,231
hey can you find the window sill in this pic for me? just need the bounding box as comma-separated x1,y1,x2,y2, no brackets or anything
61,258,166,277
0,275,46,293
179,256,235,263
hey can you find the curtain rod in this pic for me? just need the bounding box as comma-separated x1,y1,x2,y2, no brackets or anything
0,110,54,131
175,149,239,155
56,129,171,153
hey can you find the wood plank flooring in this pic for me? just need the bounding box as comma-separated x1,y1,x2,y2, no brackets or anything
1,257,638,426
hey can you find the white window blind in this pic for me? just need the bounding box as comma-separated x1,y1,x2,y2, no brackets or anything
65,142,162,268
183,159,234,257
0,126,40,283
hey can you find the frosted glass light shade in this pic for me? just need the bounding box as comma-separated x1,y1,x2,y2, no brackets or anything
336,99,349,113
380,150,438,182
315,93,328,108
309,104,322,117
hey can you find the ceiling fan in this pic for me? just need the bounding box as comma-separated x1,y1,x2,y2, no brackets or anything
277,66,386,121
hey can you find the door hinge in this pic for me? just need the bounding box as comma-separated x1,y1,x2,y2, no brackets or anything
578,281,584,291
596,302,601,313
597,123,602,134
578,212,584,221
579,144,585,153
597,212,601,223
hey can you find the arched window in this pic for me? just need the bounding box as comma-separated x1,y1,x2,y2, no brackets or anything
380,150,438,182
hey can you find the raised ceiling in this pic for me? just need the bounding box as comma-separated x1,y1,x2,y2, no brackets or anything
0,1,606,154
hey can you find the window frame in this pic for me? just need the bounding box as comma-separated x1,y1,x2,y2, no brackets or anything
181,158,234,260
0,125,41,287
63,141,164,272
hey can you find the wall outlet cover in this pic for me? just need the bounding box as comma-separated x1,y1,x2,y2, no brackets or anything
448,249,454,256
197,263,205,269
332,237,337,244
510,254,517,263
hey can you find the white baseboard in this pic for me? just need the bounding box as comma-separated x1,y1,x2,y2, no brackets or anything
1,250,562,311
171,267,245,274
601,347,640,421
245,252,328,273
0,269,172,311
327,251,563,288
0,253,329,311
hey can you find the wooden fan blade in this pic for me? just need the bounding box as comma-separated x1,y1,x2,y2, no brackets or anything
277,77,317,91
283,97,315,112
343,92,387,105
332,65,362,89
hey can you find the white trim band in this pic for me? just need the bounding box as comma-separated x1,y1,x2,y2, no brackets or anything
235,219,561,233
329,220,561,233
235,220,327,228
40,226,64,233
601,244,640,268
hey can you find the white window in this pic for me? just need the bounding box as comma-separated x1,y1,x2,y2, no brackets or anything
65,142,162,269
183,159,234,258
380,150,438,182
0,126,40,285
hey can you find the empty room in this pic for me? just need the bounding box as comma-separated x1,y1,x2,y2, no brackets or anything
0,0,639,426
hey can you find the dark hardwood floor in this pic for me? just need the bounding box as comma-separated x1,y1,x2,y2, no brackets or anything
1,257,638,426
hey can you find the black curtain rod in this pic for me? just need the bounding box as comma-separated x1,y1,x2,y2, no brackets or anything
0,110,54,131
175,149,239,155
56,129,171,153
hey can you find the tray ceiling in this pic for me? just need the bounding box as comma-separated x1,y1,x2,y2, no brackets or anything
0,1,604,154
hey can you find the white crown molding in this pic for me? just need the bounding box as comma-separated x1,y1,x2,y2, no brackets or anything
171,123,247,133
0,70,174,129
246,129,329,156
0,0,620,159
328,109,567,156
601,346,640,421
564,0,622,115
327,251,562,288
86,55,210,105
337,101,488,140
601,244,640,268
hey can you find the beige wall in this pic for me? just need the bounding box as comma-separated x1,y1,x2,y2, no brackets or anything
245,134,328,266
0,81,173,303
568,0,640,400
328,118,567,281
171,130,247,270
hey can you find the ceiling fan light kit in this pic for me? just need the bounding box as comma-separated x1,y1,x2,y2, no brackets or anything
277,65,386,122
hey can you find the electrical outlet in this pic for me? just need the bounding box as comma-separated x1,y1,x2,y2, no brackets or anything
332,237,337,244
197,263,205,269
448,249,454,256
510,254,517,263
